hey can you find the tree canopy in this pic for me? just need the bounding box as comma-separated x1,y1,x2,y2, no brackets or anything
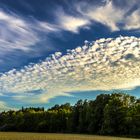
0,93,139,137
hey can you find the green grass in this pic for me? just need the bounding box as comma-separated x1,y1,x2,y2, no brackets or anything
0,132,138,140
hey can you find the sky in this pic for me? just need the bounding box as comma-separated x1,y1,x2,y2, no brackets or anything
0,0,140,110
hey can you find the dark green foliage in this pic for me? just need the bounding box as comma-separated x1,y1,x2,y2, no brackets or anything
0,93,139,137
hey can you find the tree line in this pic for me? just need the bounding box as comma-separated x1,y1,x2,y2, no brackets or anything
0,93,140,137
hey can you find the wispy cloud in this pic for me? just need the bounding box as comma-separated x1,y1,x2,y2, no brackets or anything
0,101,15,111
0,10,39,53
124,9,140,30
1,36,140,104
56,11,90,33
0,9,61,71
38,22,60,32
0,9,61,57
74,0,140,31
84,0,123,31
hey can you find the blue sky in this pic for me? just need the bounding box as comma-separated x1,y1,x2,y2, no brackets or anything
0,0,140,110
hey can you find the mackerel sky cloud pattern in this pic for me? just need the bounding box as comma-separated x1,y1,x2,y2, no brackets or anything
0,36,140,103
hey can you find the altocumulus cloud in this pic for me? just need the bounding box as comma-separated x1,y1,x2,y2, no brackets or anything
0,36,140,103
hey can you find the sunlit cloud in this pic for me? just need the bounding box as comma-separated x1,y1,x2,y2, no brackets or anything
124,9,140,30
56,11,90,33
0,36,140,103
75,0,140,31
85,0,123,31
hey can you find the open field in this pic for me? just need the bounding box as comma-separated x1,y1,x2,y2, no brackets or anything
0,132,138,140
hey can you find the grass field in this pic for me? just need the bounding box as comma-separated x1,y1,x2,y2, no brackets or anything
0,132,138,140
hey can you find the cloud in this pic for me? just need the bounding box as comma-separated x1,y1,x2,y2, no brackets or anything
1,36,140,104
56,12,90,33
85,0,123,31
0,10,39,53
0,10,62,58
0,101,15,111
38,22,59,32
75,0,140,31
0,9,62,71
124,9,140,30
1,0,139,62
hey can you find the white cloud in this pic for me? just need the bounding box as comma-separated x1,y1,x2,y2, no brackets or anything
1,36,140,104
56,11,90,33
0,10,62,60
0,101,16,111
0,10,39,53
124,9,140,30
75,0,140,31
12,91,72,104
37,21,60,32
85,0,123,31
0,10,68,66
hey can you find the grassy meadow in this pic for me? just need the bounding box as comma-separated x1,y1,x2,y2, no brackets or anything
0,132,138,140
